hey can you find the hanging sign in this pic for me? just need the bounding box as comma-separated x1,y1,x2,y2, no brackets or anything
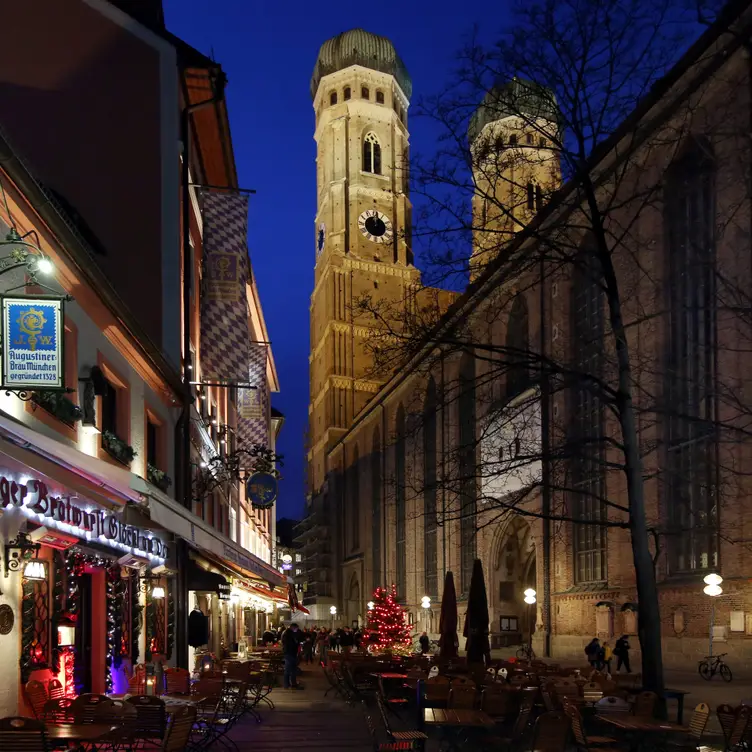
216,581,232,601
2,296,65,389
246,472,278,510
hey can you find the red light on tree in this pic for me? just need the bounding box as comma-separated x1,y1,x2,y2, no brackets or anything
364,584,412,651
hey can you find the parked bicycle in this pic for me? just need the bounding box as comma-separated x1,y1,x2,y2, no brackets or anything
516,643,536,661
698,652,732,681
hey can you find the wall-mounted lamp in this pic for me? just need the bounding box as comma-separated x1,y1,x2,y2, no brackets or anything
23,559,47,581
4,531,41,578
151,586,165,599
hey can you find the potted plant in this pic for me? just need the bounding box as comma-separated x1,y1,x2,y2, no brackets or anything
147,464,172,493
31,391,82,427
102,431,136,466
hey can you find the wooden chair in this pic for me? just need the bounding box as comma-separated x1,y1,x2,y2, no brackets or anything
481,688,515,719
41,698,76,724
162,705,197,752
633,691,657,718
564,702,617,750
72,693,110,725
448,684,476,710
126,695,167,744
662,703,710,752
46,680,63,701
729,706,752,751
376,695,427,749
363,704,414,752
717,704,736,748
530,711,571,752
92,700,138,749
596,696,631,715
24,681,48,720
582,682,604,704
128,672,146,694
423,676,450,706
164,667,190,695
0,716,50,752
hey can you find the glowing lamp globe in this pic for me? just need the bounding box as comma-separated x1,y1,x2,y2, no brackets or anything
421,596,431,609
330,606,337,616
703,573,722,587
367,601,375,610
703,584,723,597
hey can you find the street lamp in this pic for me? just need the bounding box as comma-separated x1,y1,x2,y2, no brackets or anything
421,596,431,633
523,588,537,605
523,589,536,658
703,573,723,656
330,605,337,628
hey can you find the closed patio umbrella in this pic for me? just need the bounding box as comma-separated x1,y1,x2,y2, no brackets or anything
463,558,491,665
438,570,459,659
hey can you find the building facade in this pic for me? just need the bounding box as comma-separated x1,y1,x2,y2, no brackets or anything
0,0,284,715
304,7,752,667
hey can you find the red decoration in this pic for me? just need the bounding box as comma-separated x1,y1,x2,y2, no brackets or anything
364,585,412,650
30,641,44,664
62,647,76,698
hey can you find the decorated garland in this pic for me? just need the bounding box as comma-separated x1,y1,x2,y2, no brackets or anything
51,551,65,674
20,578,37,683
131,573,143,663
105,566,119,693
144,590,155,662
166,582,175,660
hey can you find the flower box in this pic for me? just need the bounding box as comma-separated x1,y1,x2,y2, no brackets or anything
147,464,172,493
31,391,82,427
102,430,136,466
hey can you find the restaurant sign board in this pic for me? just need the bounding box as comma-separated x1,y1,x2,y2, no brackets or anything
2,297,65,390
0,472,168,562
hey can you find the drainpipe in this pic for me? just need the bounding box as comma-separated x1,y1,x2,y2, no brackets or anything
176,68,227,671
539,250,552,657
440,349,448,574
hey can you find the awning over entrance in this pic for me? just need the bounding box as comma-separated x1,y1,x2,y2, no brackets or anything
187,558,230,593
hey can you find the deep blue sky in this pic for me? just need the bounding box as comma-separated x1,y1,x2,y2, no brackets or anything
163,0,494,519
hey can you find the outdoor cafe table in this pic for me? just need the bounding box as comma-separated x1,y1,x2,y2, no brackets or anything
618,686,691,724
596,712,688,750
424,708,495,752
46,723,122,745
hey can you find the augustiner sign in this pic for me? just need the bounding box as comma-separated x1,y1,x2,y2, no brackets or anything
0,473,168,561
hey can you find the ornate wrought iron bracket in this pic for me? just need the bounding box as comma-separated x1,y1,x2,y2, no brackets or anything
4,531,40,578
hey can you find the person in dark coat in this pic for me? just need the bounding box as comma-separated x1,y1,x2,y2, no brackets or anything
584,638,601,669
419,631,430,655
614,635,632,673
281,623,303,689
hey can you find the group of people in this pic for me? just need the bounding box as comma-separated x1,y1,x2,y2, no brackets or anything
584,635,632,674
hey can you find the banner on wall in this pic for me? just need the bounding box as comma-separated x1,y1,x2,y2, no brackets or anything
236,343,269,465
1,296,65,390
199,192,250,382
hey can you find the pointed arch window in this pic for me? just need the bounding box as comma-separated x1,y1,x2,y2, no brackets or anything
458,354,477,594
371,428,382,587
349,445,360,551
361,86,370,99
506,295,530,400
329,91,337,106
344,87,351,101
571,248,607,583
395,405,407,600
423,378,438,596
664,138,717,574
376,90,385,104
363,132,382,175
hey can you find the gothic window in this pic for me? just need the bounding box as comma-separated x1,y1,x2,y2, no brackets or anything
423,378,438,597
527,183,535,211
506,295,530,400
362,86,370,99
458,354,477,594
395,405,407,600
571,247,607,584
376,90,385,104
349,445,360,550
363,132,382,175
372,428,382,587
664,138,717,574
329,91,337,106
344,87,351,100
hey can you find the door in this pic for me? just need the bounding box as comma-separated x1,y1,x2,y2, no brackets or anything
74,574,93,694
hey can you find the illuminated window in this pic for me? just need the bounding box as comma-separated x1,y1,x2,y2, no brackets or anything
329,91,337,106
376,90,385,104
361,86,370,99
344,87,351,100
363,132,382,175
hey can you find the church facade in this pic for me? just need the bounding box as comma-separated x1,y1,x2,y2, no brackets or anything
300,10,752,668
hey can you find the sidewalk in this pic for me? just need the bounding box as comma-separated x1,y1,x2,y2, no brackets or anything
226,664,373,751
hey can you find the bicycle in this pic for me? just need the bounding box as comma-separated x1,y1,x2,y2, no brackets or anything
516,643,536,661
698,652,733,682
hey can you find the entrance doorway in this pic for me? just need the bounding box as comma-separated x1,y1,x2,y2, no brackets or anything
74,574,93,694
490,516,537,647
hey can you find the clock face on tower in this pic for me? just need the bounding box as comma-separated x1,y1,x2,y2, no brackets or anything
358,210,393,244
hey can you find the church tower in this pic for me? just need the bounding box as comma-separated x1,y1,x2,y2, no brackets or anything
468,78,561,278
308,29,420,495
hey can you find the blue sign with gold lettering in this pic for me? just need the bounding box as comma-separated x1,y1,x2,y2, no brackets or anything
246,472,278,509
2,297,64,389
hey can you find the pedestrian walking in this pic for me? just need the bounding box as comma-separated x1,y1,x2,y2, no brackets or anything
302,629,315,664
419,631,430,655
614,635,632,673
316,628,329,664
282,622,303,689
584,637,601,669
602,641,613,674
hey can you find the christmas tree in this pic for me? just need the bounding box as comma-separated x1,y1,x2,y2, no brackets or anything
365,585,412,650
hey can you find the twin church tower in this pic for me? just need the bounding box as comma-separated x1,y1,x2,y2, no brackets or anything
307,29,558,496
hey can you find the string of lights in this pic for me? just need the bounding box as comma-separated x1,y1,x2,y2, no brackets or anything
364,584,412,655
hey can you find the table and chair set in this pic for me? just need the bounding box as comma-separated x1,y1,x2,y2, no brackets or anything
2,654,284,751
326,653,717,752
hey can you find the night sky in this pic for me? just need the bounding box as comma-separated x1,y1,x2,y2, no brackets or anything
163,0,495,519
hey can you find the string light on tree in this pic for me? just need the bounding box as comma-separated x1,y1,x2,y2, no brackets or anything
364,585,412,652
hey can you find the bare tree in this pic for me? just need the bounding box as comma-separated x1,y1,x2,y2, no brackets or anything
353,0,752,694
